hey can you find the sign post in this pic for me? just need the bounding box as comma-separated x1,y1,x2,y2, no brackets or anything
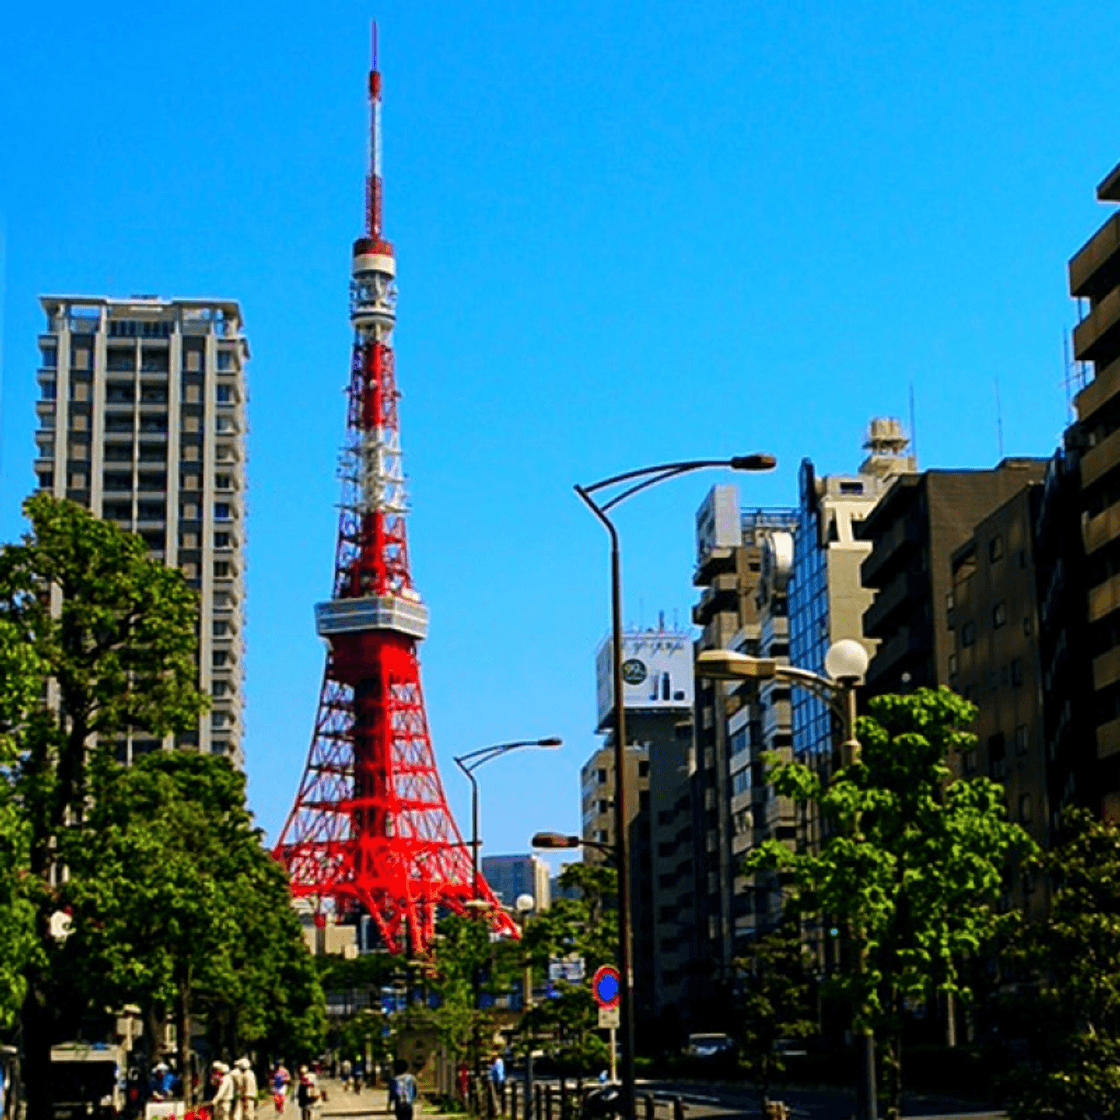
591,966,621,1084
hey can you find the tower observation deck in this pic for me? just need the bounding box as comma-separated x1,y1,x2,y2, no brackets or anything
274,30,515,953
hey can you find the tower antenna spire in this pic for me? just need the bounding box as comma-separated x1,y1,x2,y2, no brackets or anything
367,20,384,241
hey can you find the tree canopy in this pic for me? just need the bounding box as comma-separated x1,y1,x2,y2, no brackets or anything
1003,809,1120,1120
745,687,1032,1117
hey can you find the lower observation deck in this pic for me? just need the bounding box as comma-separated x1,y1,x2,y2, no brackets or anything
315,592,429,641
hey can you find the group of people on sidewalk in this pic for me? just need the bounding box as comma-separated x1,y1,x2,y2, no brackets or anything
210,1058,259,1120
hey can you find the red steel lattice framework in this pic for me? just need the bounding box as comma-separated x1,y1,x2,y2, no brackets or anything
274,29,516,954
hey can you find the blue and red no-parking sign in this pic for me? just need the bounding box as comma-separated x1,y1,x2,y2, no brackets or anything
591,965,621,1008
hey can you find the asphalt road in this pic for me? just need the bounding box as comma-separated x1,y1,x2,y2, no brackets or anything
633,1079,1002,1120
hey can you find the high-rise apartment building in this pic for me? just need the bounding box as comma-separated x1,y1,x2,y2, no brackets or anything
1068,158,1120,807
34,295,248,764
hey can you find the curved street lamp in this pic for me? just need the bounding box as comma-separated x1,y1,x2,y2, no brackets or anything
454,737,563,901
694,637,875,1120
575,452,776,1118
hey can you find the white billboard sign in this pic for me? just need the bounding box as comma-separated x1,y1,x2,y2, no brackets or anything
596,629,693,730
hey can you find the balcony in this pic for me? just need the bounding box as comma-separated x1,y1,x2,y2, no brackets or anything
1084,499,1120,555
863,569,924,638
1082,425,1120,491
1070,211,1120,300
866,624,928,680
1074,285,1120,366
1075,355,1120,423
1092,646,1120,692
1088,572,1120,624
693,572,738,625
1097,715,1120,760
860,510,922,590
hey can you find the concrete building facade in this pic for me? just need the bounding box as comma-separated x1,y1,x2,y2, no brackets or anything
34,295,248,765
948,485,1051,917
859,461,1047,700
690,486,798,1023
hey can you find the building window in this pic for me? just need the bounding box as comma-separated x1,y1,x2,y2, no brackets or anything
216,348,234,371
215,474,233,491
597,768,608,784
948,653,958,675
40,380,56,401
213,651,229,667
214,561,230,578
988,535,1003,562
41,348,57,369
993,602,1007,629
1019,794,1031,824
988,733,1007,781
1023,616,1033,637
1011,658,1024,688
638,760,649,778
1015,724,1029,755
37,471,53,490
214,502,231,521
215,532,230,548
216,383,234,403
961,621,976,647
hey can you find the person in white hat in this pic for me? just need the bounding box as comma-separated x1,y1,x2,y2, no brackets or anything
212,1062,234,1120
235,1058,257,1120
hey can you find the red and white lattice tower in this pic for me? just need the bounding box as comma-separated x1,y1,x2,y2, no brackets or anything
274,28,516,954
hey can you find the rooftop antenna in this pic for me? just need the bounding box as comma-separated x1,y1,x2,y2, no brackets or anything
908,380,918,469
994,375,1005,460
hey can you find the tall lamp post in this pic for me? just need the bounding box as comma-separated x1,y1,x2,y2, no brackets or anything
454,737,564,901
455,737,561,1076
695,637,874,1120
575,453,776,1119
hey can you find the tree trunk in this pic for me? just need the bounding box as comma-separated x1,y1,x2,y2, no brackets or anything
758,1054,771,1120
21,975,53,1120
178,982,193,1107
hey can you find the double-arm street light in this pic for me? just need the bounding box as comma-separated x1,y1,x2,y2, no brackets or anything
575,453,776,1119
694,637,875,1120
454,737,563,902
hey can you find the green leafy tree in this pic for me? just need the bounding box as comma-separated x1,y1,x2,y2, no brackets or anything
1003,809,1120,1120
522,862,618,1073
0,616,43,1029
0,495,208,1120
733,921,816,1117
59,752,325,1099
745,688,1031,1119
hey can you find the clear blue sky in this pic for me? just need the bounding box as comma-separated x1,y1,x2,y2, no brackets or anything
0,2,1114,858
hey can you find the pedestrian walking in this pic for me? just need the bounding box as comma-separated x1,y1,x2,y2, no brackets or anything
230,1061,247,1120
339,1059,352,1092
212,1063,235,1120
391,1061,416,1120
271,1063,290,1113
488,1054,506,1113
296,1066,319,1120
386,1066,398,1115
457,1063,469,1103
236,1058,258,1120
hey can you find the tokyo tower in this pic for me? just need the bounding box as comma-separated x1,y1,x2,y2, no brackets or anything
274,28,516,954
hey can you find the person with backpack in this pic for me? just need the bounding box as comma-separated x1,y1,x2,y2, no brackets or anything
391,1060,416,1120
296,1066,320,1120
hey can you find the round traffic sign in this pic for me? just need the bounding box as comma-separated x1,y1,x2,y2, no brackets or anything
591,964,621,1008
